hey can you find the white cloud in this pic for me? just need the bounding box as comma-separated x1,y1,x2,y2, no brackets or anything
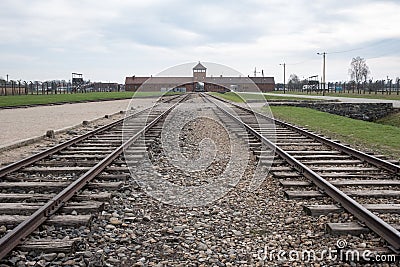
0,0,399,82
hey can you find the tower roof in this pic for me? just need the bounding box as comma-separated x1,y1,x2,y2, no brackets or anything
193,62,207,70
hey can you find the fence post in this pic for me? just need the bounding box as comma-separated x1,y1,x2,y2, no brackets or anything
368,80,371,94
397,80,399,95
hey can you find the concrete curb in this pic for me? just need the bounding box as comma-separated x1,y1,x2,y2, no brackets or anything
0,110,124,153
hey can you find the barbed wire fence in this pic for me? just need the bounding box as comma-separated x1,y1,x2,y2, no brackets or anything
0,80,123,96
284,79,400,95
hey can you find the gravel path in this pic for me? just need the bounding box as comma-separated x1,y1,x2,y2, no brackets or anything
0,112,125,166
0,98,157,147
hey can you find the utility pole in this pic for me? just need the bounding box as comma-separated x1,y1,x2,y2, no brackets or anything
6,74,8,83
317,52,327,93
279,63,286,94
254,67,261,77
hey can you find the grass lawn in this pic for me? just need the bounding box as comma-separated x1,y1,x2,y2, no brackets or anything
271,91,400,101
209,92,321,102
376,111,400,128
266,106,400,159
0,91,179,107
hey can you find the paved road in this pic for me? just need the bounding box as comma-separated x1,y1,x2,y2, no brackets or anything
264,93,400,108
0,98,157,147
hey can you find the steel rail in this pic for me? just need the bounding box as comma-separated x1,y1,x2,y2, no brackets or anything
0,94,188,259
205,94,400,252
208,93,400,174
0,94,182,178
0,112,138,177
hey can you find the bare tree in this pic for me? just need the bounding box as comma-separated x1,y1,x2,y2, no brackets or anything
288,74,300,84
287,74,305,90
349,56,370,83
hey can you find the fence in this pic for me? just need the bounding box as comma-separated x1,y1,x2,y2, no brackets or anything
0,81,122,96
285,80,400,95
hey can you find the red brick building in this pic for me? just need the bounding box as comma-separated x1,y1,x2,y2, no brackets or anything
125,62,275,93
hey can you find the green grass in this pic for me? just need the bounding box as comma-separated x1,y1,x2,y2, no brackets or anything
376,111,400,127
209,92,246,102
271,91,400,100
0,91,180,107
267,106,400,159
209,92,321,102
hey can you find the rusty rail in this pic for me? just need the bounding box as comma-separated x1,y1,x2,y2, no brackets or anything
206,93,400,252
0,94,182,178
0,94,188,259
209,93,400,174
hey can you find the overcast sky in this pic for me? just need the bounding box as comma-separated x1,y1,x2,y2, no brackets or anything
1,0,399,83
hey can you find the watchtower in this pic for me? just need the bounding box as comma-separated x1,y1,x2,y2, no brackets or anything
193,62,206,81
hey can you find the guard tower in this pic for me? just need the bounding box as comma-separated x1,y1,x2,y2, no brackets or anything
193,62,206,81
72,73,84,87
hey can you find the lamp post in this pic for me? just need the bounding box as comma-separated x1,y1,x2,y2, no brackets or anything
5,74,8,96
317,52,327,94
279,63,286,94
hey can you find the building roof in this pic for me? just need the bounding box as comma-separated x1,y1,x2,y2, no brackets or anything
125,76,275,85
193,62,207,70
206,76,274,84
249,77,275,84
125,76,150,84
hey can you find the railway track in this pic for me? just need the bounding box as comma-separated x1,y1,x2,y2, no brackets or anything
0,94,187,260
1,92,399,265
205,93,400,255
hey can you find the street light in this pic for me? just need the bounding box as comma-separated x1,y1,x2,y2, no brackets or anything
279,63,286,94
317,52,327,93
